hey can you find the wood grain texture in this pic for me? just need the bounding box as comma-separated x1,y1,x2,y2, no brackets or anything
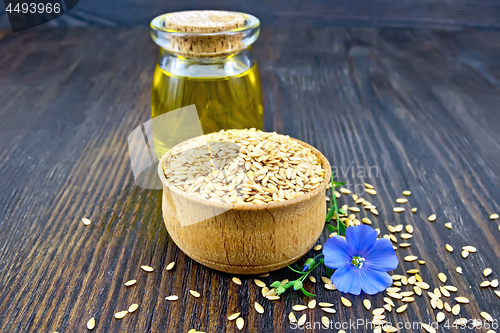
1,0,500,29
0,25,500,332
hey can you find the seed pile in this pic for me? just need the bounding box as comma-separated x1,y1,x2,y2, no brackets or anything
163,129,326,204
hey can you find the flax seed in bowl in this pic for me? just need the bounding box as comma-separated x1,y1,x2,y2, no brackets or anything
158,129,331,274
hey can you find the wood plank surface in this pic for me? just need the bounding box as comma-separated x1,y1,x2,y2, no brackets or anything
1,0,500,30
0,25,500,332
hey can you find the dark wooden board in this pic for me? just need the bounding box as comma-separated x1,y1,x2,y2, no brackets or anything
0,25,500,332
2,0,500,30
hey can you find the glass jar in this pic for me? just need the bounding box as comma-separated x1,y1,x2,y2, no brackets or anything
150,11,263,159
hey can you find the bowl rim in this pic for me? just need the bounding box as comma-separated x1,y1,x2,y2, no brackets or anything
157,133,332,211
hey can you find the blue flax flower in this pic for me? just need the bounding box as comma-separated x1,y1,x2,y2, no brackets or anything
323,225,398,295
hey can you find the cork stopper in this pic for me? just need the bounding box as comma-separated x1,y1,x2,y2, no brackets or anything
161,10,247,57
164,10,245,33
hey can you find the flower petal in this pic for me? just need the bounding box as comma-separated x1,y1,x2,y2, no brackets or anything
345,225,378,255
364,238,399,271
359,269,393,295
323,236,352,269
331,265,362,295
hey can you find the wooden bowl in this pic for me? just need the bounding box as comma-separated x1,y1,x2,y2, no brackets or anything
158,136,331,274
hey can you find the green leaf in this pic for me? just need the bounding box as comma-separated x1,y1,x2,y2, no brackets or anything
332,181,345,186
338,208,346,215
293,280,303,290
327,224,337,232
287,265,305,274
325,266,333,278
276,286,285,295
300,288,316,297
270,281,281,288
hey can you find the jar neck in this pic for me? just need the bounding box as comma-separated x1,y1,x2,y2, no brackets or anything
157,46,255,78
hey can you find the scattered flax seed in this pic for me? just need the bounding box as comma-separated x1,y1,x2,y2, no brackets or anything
491,279,499,288
366,189,377,195
261,287,269,297
364,183,374,189
232,277,242,285
141,265,154,272
321,276,332,284
446,244,453,252
297,314,307,327
114,311,128,319
415,281,430,290
288,312,297,323
319,302,333,308
166,262,175,270
308,300,316,309
190,290,201,298
484,268,492,277
258,273,270,277
321,307,336,314
407,269,419,274
396,198,408,204
236,317,244,330
349,207,360,212
456,267,462,274
418,260,426,265
387,293,402,300
440,287,450,297
462,246,477,253
254,302,264,314
408,277,416,285
480,281,491,287
404,255,418,262
436,312,445,323
87,317,95,330
422,323,436,333
496,290,500,298
443,285,458,292
228,312,240,321
402,297,415,302
383,304,392,312
481,312,493,322
340,188,351,194
384,297,396,306
383,325,398,332
165,295,178,301
371,208,379,216
490,214,499,220
82,218,91,225
341,297,352,307
362,218,372,225
452,304,460,315
292,305,307,311
396,304,407,313
405,225,413,233
428,214,436,222
438,273,447,283
267,296,280,301
455,297,469,304
324,283,336,290
372,308,384,316
400,243,411,248
313,244,322,251
387,287,400,293
321,317,330,328
393,207,405,213
400,233,413,239
363,299,371,310
392,275,404,280
128,304,139,313
444,302,452,312
411,208,417,213
445,222,452,229
308,276,316,283
461,250,469,259
254,279,266,287
124,279,137,287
